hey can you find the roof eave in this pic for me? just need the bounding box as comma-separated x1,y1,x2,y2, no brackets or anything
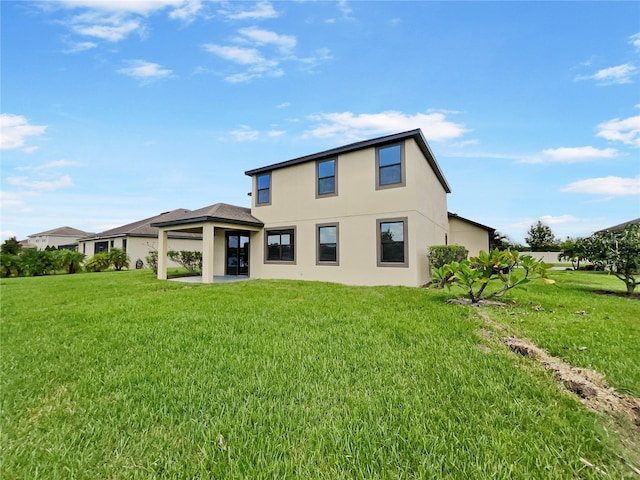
151,215,264,229
244,129,452,194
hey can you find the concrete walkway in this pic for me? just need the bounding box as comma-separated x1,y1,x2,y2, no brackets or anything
169,275,254,284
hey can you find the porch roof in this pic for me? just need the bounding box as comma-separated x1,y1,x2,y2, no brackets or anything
150,202,264,229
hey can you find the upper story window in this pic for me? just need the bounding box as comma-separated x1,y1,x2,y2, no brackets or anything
256,173,271,206
316,158,337,197
265,228,295,263
377,218,408,267
376,143,405,189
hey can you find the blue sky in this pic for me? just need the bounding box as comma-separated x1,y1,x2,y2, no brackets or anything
2,0,639,244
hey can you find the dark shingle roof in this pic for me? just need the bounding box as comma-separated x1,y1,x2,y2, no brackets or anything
29,226,94,237
151,203,264,228
595,218,640,233
81,209,200,241
244,129,452,193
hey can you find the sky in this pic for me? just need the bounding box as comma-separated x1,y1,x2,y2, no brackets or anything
1,0,639,244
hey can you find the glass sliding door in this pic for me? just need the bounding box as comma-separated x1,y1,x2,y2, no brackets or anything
226,232,249,276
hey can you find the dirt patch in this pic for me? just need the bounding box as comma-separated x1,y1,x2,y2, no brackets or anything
504,336,640,428
593,289,640,300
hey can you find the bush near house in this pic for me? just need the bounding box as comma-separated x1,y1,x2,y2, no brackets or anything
167,250,202,274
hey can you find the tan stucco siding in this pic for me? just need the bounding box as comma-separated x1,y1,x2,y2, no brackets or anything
29,235,79,250
448,217,490,257
78,236,202,269
249,138,449,286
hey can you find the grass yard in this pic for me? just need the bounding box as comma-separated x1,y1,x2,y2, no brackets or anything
1,270,638,478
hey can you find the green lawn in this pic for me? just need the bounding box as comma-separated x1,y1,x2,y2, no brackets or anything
1,270,638,478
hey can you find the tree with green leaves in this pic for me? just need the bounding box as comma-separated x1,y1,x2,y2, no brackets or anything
1,237,22,255
558,237,587,270
525,221,559,251
584,223,640,295
56,249,85,274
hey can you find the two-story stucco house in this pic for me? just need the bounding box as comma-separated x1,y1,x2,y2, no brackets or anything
152,129,490,287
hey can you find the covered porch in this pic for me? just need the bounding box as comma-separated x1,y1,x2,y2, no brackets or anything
150,203,263,284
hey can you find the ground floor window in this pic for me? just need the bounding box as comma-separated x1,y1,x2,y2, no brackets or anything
95,241,108,254
377,218,408,267
265,227,295,263
317,223,339,265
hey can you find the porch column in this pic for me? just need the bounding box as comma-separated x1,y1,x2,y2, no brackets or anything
202,224,215,284
157,228,168,280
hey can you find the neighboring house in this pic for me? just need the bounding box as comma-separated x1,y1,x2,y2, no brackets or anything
27,226,94,250
78,209,203,268
152,129,493,286
595,218,640,234
447,213,495,257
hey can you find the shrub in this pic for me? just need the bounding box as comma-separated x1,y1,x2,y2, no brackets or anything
167,250,202,274
85,253,110,272
108,248,130,271
428,245,469,269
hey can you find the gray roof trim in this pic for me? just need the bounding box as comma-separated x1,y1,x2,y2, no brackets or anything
150,202,264,229
244,129,452,193
448,212,495,232
152,215,264,228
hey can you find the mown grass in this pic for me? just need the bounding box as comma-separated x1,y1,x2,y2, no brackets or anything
1,270,638,478
482,270,640,397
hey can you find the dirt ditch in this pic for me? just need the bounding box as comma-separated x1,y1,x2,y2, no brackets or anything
504,336,640,428
472,308,640,428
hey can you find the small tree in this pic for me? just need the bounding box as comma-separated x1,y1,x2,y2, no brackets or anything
56,249,86,274
167,250,202,274
108,248,130,271
0,253,22,277
146,251,158,274
584,223,640,295
432,249,552,304
525,221,559,251
558,237,587,270
1,237,22,255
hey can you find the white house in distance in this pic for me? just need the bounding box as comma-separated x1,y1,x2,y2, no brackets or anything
27,226,94,250
78,209,203,268
152,129,494,286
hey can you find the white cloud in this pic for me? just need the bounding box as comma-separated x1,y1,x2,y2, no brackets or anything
220,1,278,20
575,63,637,85
118,60,173,82
520,146,618,164
304,110,468,142
562,175,640,196
72,18,141,41
238,27,297,54
630,32,640,50
63,40,98,53
168,0,202,22
229,127,260,141
596,114,640,147
50,1,203,43
8,175,74,192
203,44,283,82
0,114,47,151
203,44,265,65
16,160,81,171
267,130,286,137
